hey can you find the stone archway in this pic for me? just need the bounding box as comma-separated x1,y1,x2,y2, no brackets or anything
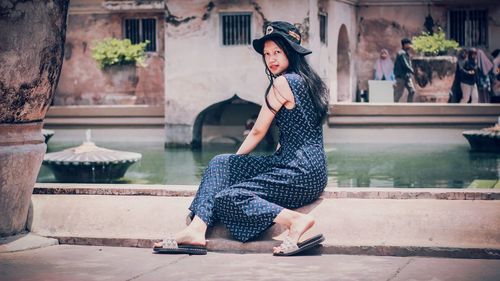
337,24,351,102
192,95,276,149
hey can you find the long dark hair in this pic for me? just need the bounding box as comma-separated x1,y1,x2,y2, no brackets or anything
263,37,329,125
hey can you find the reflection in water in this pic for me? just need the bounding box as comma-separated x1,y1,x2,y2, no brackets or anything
37,142,499,188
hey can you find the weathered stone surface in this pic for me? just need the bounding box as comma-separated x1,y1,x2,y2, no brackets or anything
0,123,46,236
0,0,69,237
413,56,457,103
0,0,69,123
355,5,448,92
0,233,58,253
55,11,165,105
28,194,500,258
2,247,500,281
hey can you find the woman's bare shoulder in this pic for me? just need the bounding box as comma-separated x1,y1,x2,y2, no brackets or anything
272,76,293,93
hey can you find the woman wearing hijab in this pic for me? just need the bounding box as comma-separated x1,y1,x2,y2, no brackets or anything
373,48,395,81
492,49,500,103
476,49,494,103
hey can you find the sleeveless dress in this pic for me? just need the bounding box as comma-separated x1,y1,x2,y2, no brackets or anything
189,72,328,242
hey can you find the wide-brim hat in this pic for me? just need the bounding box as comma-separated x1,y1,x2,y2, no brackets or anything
253,21,312,56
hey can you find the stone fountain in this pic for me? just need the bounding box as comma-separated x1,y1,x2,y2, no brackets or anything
43,130,142,183
463,124,500,153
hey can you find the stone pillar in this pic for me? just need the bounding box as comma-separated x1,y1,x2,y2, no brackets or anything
308,0,321,72
0,0,69,236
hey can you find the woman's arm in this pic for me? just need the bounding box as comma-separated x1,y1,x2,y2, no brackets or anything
236,76,294,155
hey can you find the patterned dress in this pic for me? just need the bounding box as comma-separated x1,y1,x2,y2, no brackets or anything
189,72,328,242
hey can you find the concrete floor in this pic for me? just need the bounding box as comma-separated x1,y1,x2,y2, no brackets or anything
1,245,500,281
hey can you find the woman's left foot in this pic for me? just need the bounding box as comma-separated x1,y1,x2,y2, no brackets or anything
273,213,315,254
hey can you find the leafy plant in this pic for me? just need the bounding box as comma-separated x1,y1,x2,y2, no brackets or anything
412,29,459,56
91,38,149,69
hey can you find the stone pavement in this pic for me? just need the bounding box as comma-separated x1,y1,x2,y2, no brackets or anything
1,245,500,281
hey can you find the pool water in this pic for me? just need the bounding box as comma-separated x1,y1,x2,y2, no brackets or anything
37,141,499,188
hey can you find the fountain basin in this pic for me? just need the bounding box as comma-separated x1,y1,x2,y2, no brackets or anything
463,125,500,153
43,141,141,183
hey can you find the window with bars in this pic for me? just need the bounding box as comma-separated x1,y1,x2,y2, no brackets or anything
220,13,252,46
124,18,157,52
319,13,328,45
448,10,488,47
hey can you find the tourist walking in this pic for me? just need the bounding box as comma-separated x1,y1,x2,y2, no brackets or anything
449,48,468,103
459,48,479,103
153,21,329,256
393,38,416,102
373,48,395,81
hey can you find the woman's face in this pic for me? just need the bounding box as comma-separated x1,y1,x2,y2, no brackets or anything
263,40,289,75
380,49,388,59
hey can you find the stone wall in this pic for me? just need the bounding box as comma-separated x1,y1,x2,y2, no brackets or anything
55,1,165,105
355,3,500,92
316,0,357,103
356,5,447,92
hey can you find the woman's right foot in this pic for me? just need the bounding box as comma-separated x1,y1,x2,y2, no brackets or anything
153,228,206,248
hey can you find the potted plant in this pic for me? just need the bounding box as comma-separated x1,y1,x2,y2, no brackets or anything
91,38,149,105
411,30,459,103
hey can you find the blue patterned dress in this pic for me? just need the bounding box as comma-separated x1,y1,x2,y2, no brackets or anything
189,72,327,242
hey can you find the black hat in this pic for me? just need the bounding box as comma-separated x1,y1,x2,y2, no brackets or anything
252,21,312,56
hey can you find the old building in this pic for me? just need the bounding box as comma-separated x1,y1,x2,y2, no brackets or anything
54,0,499,146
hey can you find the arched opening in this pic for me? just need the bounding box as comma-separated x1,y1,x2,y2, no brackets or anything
192,95,276,149
336,24,351,102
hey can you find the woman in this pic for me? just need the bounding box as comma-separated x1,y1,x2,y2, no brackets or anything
459,48,479,103
153,21,329,256
476,49,494,103
373,48,395,81
492,49,500,103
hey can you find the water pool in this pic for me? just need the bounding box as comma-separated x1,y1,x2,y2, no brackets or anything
37,141,499,188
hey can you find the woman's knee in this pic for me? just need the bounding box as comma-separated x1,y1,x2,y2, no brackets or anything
208,153,233,167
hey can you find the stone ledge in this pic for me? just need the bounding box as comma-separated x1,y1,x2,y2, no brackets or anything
28,195,500,259
49,236,500,259
33,183,500,200
0,233,58,253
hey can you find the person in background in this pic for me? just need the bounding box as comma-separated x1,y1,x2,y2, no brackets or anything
476,49,494,103
393,38,415,102
459,48,479,103
373,48,395,81
448,48,468,103
490,49,500,103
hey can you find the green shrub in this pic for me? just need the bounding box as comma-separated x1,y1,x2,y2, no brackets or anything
91,38,149,69
412,29,459,56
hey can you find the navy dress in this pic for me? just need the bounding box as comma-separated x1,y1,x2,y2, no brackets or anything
189,72,328,242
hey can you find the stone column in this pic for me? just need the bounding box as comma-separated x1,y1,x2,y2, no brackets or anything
0,0,69,236
308,0,321,72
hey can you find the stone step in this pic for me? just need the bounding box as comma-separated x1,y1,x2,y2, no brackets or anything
28,185,500,259
33,183,500,200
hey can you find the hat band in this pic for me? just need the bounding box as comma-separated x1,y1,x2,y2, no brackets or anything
288,30,301,43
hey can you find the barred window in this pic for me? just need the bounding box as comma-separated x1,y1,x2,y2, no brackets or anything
319,12,328,45
448,10,488,47
124,18,157,52
220,13,252,46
